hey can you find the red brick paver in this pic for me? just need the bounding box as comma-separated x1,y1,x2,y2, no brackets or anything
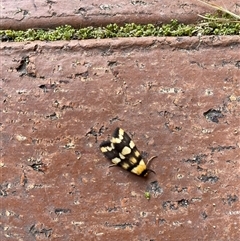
0,0,238,30
1,1,239,241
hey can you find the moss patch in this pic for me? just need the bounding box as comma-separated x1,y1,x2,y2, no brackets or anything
0,13,239,42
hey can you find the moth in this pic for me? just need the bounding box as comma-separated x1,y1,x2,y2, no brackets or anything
100,127,156,177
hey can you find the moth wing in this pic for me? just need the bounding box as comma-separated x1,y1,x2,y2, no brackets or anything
99,127,152,177
110,127,132,153
100,140,119,160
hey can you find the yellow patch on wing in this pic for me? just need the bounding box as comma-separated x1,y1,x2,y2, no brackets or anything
111,137,121,143
134,150,140,157
101,146,113,152
119,128,125,137
119,153,126,160
112,158,121,164
121,162,130,169
131,160,147,175
121,146,131,155
129,140,135,149
129,156,137,165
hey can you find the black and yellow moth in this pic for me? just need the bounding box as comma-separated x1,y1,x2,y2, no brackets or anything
100,127,156,177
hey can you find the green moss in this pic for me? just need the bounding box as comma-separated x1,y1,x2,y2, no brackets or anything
144,191,151,200
0,13,239,42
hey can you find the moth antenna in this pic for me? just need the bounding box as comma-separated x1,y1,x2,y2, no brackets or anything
146,155,157,166
146,156,157,175
147,169,156,175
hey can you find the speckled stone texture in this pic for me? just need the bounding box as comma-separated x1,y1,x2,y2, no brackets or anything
1,36,239,240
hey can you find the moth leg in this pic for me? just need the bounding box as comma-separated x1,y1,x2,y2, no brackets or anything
109,163,118,168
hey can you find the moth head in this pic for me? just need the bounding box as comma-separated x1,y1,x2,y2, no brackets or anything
142,168,156,177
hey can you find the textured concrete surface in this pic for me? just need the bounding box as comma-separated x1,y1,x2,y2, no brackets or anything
1,1,240,241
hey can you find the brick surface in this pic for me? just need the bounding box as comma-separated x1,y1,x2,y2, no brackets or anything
1,1,240,241
0,0,238,30
1,36,239,240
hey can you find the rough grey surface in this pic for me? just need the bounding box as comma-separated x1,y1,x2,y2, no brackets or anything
1,36,239,240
